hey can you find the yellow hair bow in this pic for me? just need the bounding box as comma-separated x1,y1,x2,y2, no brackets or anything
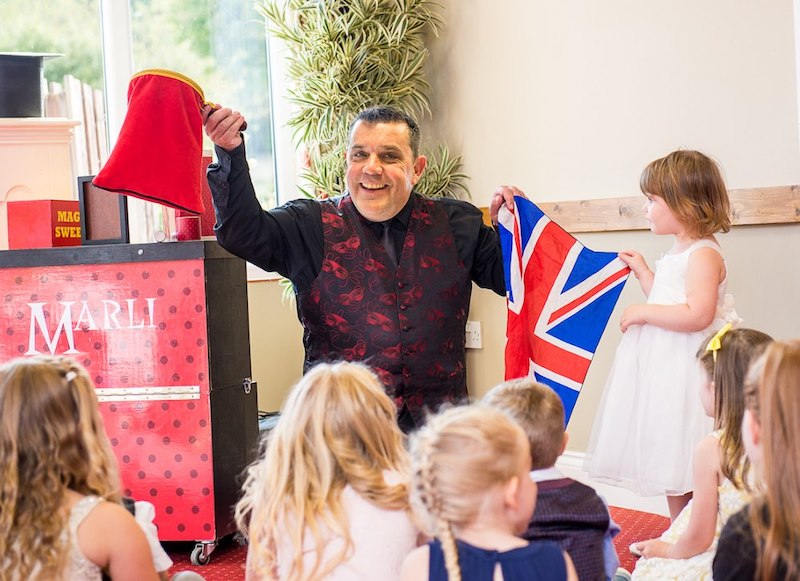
706,322,733,362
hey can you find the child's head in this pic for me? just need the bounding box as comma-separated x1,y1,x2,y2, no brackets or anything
408,405,535,581
742,340,800,581
236,361,409,581
697,326,773,487
482,378,566,471
639,149,731,238
0,356,120,578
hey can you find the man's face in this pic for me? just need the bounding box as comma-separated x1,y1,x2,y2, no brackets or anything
345,120,427,222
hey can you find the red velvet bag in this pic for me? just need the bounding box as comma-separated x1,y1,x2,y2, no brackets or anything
93,69,209,214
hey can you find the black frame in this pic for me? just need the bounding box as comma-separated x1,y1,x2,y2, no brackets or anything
77,175,129,245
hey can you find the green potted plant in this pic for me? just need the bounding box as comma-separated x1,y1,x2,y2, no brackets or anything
259,0,468,199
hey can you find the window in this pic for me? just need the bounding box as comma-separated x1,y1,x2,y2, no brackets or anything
4,0,276,210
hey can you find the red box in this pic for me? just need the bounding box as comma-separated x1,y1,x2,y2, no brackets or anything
7,199,82,249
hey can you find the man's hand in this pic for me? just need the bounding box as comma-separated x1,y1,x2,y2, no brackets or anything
202,105,246,152
489,185,527,225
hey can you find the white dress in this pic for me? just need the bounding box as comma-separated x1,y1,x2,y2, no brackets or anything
631,432,752,580
584,240,740,496
249,473,418,580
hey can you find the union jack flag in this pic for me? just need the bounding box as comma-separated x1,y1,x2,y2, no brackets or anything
498,197,630,423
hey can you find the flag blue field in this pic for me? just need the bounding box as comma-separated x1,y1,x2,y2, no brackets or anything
499,197,630,423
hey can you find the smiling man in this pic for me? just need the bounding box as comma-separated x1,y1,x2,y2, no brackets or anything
204,106,520,430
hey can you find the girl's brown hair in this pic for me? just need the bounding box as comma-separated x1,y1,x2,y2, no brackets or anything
697,327,773,490
640,150,731,237
0,356,121,580
743,341,800,581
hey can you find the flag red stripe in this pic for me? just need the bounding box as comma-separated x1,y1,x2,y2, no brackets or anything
531,334,590,381
548,267,629,323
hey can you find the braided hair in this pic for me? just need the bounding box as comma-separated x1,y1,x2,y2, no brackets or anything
408,405,530,581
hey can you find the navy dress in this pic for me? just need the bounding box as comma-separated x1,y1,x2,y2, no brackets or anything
428,539,567,581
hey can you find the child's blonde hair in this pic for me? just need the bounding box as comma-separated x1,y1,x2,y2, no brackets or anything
696,327,773,490
408,405,531,581
743,340,800,581
235,361,409,581
0,356,121,580
640,149,731,237
482,378,564,470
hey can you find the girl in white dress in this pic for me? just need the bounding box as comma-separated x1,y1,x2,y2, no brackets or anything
629,326,772,580
585,150,741,521
236,361,418,581
0,356,159,581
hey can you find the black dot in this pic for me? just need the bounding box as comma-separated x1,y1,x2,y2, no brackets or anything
164,470,172,479
122,455,130,463
203,523,211,531
186,355,194,364
94,342,102,350
157,288,165,297
5,328,13,336
136,437,144,445
158,322,167,330
190,470,198,478
175,454,183,462
184,321,193,329
172,373,180,381
137,471,146,479
199,419,207,428
116,272,125,280
95,376,103,384
165,506,174,514
121,421,129,429
109,404,118,412
161,403,169,411
168,270,176,278
160,356,168,364
148,455,156,463
173,420,181,428
187,402,195,410
149,488,158,496
124,488,132,496
176,488,184,496
162,436,171,445
202,488,210,496
200,454,209,462
169,306,178,314
14,276,22,284
170,338,179,347
142,271,150,279
110,438,119,446
177,523,185,531
194,304,203,313
188,436,197,444
193,269,202,277
191,505,200,514
196,338,205,347
183,287,191,296
131,289,140,297
147,420,155,429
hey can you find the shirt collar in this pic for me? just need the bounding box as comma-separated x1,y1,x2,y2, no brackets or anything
529,466,564,482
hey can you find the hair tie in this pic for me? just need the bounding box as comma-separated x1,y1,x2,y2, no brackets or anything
706,322,733,362
64,370,78,383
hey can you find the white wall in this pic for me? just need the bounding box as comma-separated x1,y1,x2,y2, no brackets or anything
427,0,800,202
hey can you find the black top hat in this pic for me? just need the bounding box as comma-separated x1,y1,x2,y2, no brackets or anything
0,52,62,118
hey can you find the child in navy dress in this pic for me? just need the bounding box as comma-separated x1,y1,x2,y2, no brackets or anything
402,405,577,581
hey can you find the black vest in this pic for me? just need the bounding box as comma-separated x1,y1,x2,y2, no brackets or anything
297,194,472,419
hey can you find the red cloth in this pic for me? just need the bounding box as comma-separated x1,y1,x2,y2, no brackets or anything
94,70,206,214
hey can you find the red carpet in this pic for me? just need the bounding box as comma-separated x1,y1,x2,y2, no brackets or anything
610,506,671,572
166,507,670,579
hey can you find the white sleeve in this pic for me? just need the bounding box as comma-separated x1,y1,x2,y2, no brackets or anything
134,500,174,573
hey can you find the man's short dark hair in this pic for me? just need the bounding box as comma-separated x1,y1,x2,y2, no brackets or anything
349,106,421,157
